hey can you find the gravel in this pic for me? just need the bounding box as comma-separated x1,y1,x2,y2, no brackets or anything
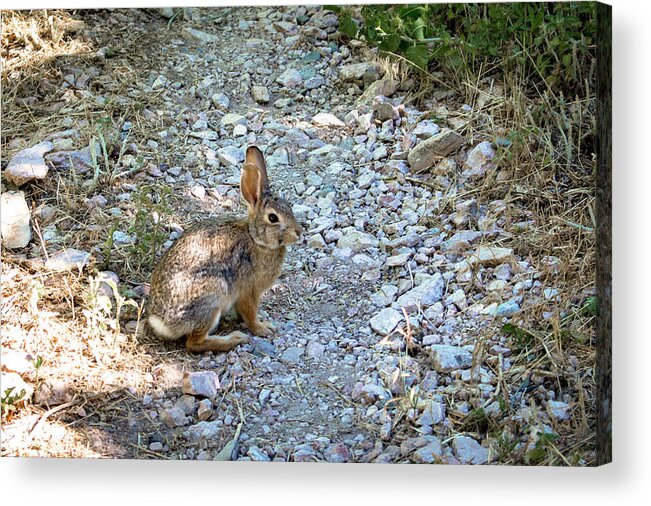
1,7,568,464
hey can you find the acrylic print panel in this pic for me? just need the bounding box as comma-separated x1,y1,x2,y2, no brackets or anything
1,3,611,466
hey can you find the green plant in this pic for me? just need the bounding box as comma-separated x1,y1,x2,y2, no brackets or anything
126,184,173,273
525,431,560,465
1,386,27,418
327,3,596,94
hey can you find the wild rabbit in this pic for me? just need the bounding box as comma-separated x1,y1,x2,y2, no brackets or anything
147,146,303,353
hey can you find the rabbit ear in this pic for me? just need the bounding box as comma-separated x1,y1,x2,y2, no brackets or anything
241,162,263,211
245,146,269,192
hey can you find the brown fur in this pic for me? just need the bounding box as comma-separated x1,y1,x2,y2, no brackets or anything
146,146,303,353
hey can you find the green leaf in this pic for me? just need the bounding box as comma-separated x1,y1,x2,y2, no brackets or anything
502,323,534,348
404,44,430,70
339,15,358,39
580,296,599,317
380,33,401,52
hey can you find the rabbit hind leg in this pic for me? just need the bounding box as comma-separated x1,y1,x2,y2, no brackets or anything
185,309,249,353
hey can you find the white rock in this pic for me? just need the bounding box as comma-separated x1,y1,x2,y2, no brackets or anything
313,112,345,128
307,233,326,249
407,129,465,173
394,273,445,311
369,308,403,336
217,146,244,166
462,141,496,179
211,92,230,110
182,371,221,399
276,68,303,88
548,400,571,421
337,228,379,252
429,345,473,372
181,27,219,43
4,141,53,185
339,62,380,81
251,85,270,103
0,191,31,248
473,246,514,266
45,248,91,272
386,253,411,267
220,113,247,128
452,436,489,464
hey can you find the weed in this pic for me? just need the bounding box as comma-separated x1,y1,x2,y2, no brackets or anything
1,387,25,418
125,184,173,275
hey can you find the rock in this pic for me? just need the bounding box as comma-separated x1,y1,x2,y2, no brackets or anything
371,284,398,306
447,289,468,310
417,400,446,425
385,253,410,267
181,27,219,43
189,131,218,141
313,112,345,128
160,406,189,428
175,394,197,416
112,230,133,246
440,230,483,253
407,129,465,173
493,300,520,318
248,446,271,461
217,146,244,166
45,248,91,272
429,345,473,372
337,228,379,251
251,339,276,357
306,341,325,360
462,141,496,179
412,120,440,139
548,400,571,421
197,399,213,421
251,85,270,103
211,92,230,110
394,273,445,311
369,308,403,336
372,96,398,121
281,347,304,364
339,62,380,81
1,191,32,249
411,440,443,464
276,68,303,88
357,171,376,189
359,78,399,102
307,234,326,249
149,442,164,451
293,448,317,462
324,443,350,463
182,371,221,399
401,435,442,455
220,113,247,128
452,436,489,464
474,246,514,267
185,420,222,443
305,76,325,89
272,21,297,34
159,7,174,18
4,141,53,185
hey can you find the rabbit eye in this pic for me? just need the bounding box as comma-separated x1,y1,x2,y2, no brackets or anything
268,213,279,223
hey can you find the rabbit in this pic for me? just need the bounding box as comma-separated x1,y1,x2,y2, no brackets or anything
146,146,303,353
